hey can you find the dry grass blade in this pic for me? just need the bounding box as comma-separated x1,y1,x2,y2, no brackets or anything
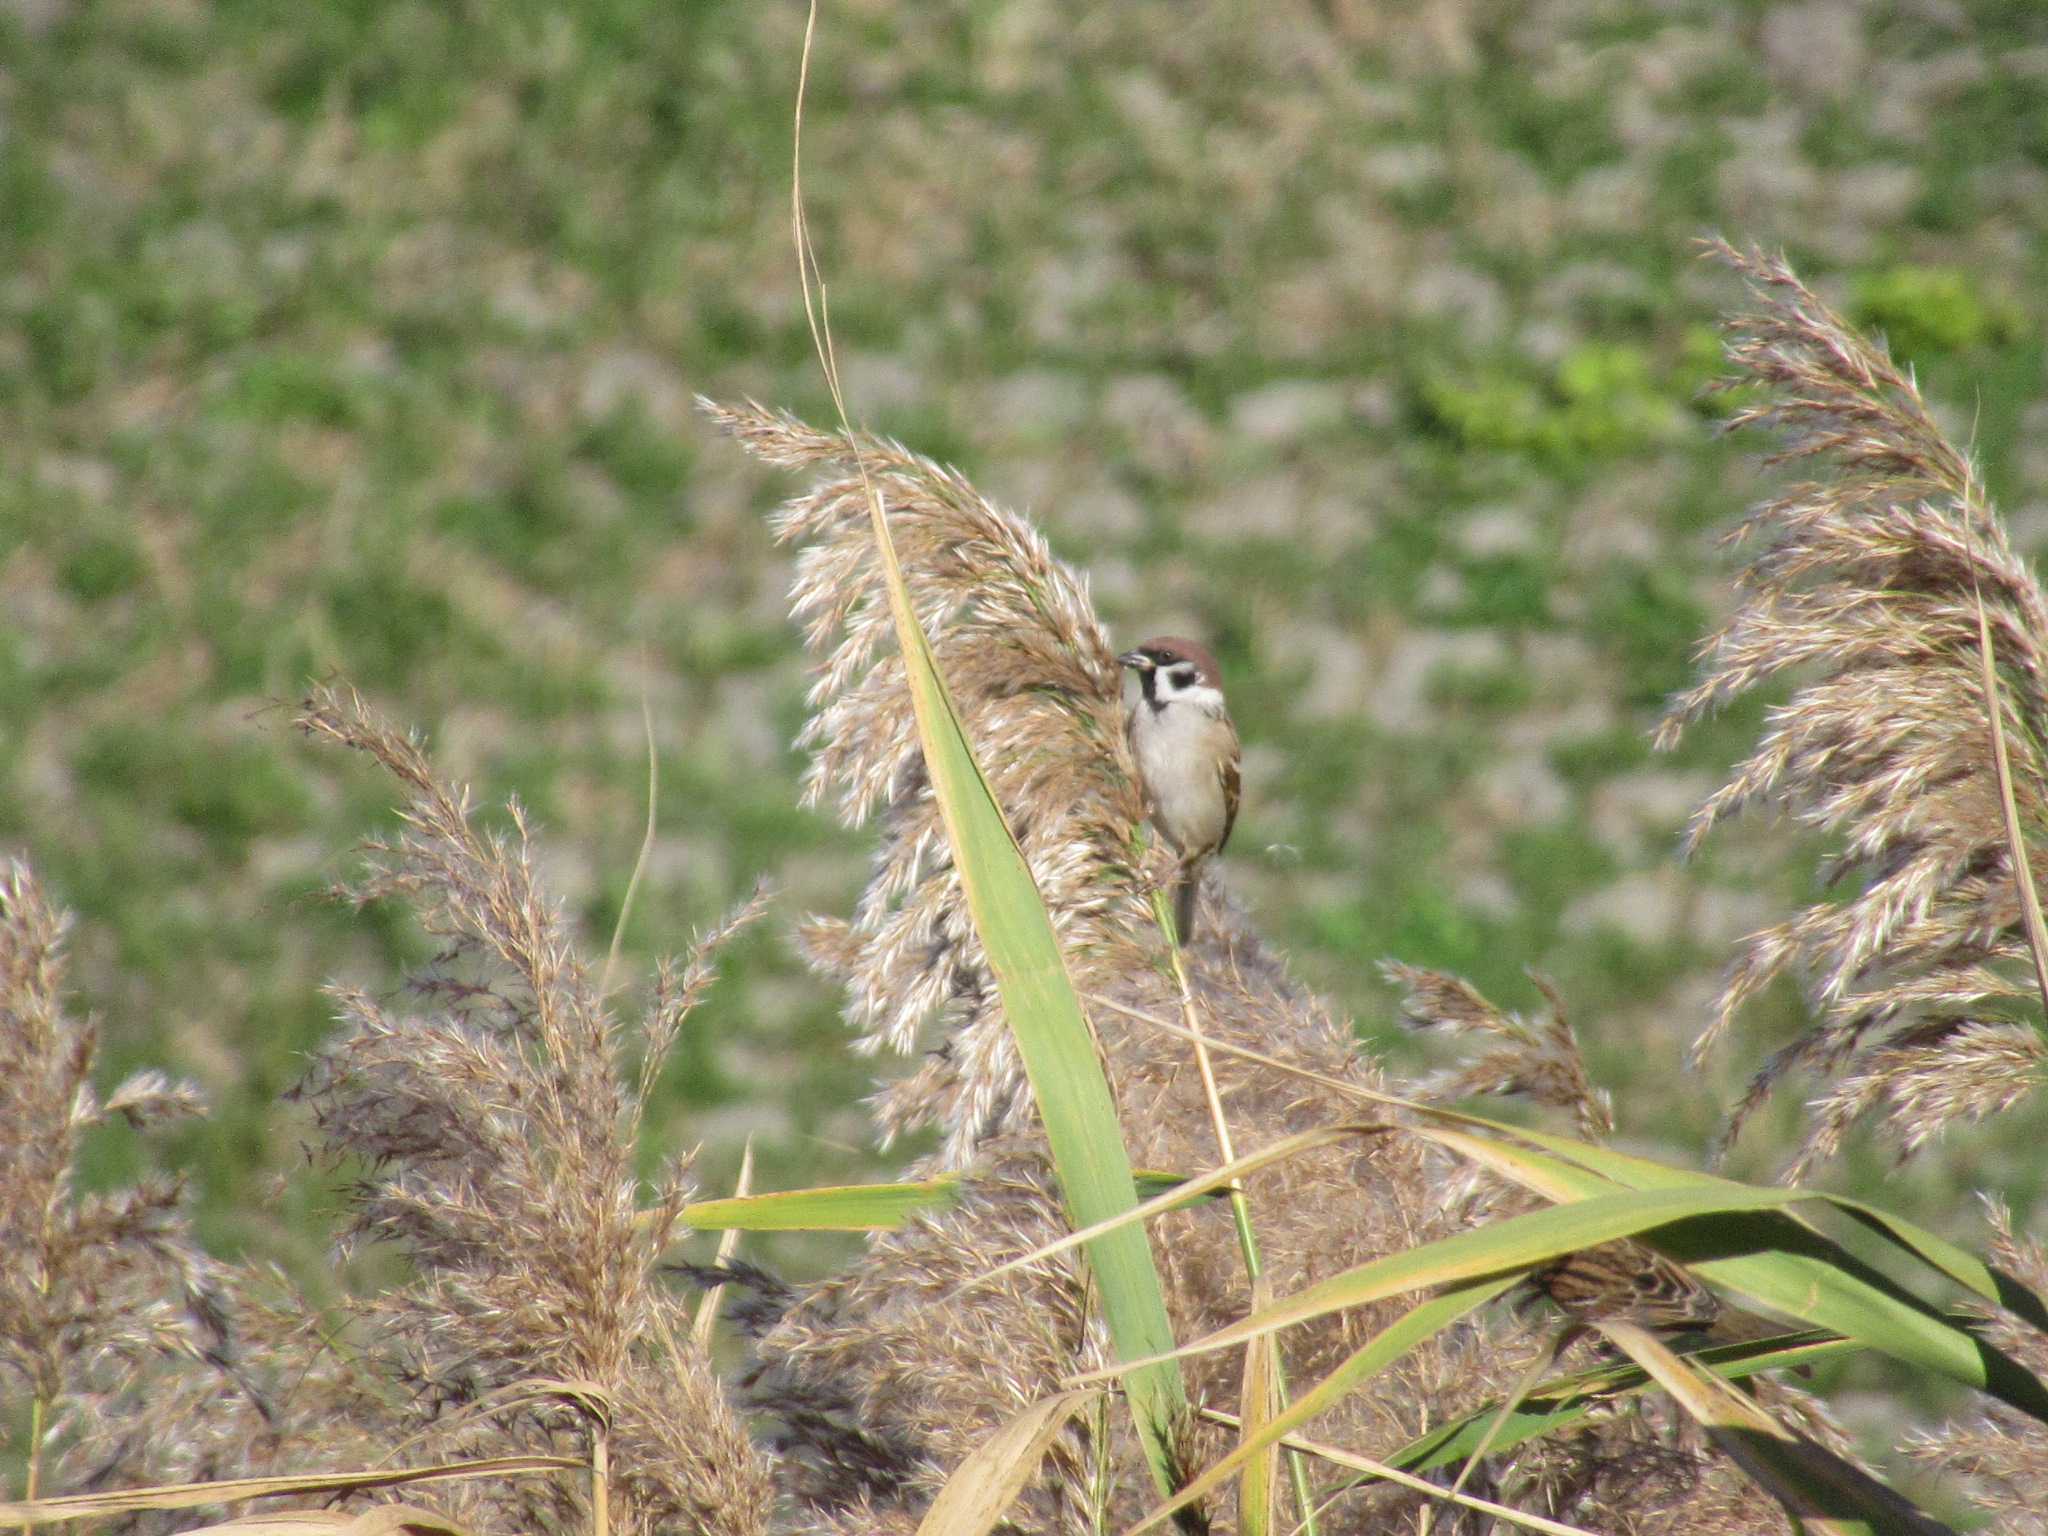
175,1504,477,1536
1659,240,2048,1174
911,1389,1101,1536
1236,1279,1282,1536
0,1459,585,1526
1182,1403,1603,1536
600,687,660,1001
692,1138,754,1350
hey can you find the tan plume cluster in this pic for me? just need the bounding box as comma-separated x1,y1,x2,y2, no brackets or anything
710,402,1797,1536
0,862,250,1505
277,688,774,1536
1659,242,2048,1177
703,397,1163,1163
2,708,780,1535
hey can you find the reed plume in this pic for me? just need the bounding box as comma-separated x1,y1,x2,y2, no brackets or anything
703,397,1159,1165
0,861,246,1504
279,686,774,1536
11,697,779,1534
1383,961,1614,1145
1658,241,2048,1177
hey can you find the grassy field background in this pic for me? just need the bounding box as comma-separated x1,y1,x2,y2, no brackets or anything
5,0,2048,1308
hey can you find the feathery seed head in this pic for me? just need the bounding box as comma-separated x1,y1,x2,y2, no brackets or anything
1660,242,2048,1173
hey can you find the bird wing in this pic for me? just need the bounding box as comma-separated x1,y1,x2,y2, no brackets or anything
1123,703,1155,819
1216,716,1241,854
1536,1241,1721,1333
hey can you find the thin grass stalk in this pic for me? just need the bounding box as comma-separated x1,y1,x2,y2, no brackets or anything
1970,571,2048,1017
1442,1334,1571,1519
691,1140,754,1350
1150,888,1321,1535
600,687,659,1002
0,1460,589,1527
1192,1408,1601,1536
22,1393,44,1524
26,1177,55,1522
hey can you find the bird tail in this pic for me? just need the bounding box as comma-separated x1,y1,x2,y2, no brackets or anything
1173,865,1200,947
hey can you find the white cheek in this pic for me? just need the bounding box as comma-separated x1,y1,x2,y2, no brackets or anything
1164,682,1225,713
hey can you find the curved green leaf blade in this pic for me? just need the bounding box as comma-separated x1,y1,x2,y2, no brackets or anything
1461,1121,2041,1324
1145,1184,1803,1363
1407,1125,2048,1425
1388,1331,1856,1476
678,1171,1204,1233
840,435,1188,1492
1126,1275,1519,1536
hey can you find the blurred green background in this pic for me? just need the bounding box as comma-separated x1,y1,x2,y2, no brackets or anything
4,0,2047,1313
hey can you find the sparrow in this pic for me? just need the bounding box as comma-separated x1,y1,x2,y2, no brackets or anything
1118,636,1241,945
1531,1239,1799,1354
1530,1240,1724,1336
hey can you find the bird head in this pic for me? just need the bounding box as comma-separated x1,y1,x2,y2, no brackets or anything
1117,636,1225,709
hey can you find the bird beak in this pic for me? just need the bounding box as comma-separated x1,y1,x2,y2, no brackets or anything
1116,650,1149,671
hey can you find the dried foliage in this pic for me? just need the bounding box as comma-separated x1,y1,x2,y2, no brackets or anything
713,401,1796,1536
0,862,244,1500
715,1144,1102,1534
279,687,774,1536
1383,962,1614,1144
1905,1200,2048,1532
20,694,780,1536
1658,242,2048,1175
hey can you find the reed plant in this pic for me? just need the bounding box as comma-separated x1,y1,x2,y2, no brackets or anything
7,245,2048,1536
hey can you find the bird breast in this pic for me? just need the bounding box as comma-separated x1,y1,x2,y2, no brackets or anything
1133,703,1232,857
